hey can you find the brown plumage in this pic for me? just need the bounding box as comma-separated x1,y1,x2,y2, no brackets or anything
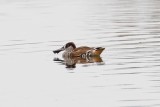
53,42,105,57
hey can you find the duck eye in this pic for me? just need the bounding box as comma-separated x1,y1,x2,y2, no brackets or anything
65,44,71,48
65,45,68,48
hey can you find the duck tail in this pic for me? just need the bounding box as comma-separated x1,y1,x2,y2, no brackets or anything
94,47,105,56
95,47,105,50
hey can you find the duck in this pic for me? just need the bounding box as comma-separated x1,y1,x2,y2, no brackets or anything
53,42,105,57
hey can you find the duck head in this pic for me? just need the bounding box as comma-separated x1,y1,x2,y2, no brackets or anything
53,42,76,54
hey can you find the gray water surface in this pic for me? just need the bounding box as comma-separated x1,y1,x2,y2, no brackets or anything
0,0,160,107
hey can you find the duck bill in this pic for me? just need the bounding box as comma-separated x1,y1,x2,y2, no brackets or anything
53,47,64,54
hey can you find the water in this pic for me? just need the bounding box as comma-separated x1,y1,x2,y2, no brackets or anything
0,0,160,107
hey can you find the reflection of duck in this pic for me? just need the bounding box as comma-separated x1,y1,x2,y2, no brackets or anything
53,42,105,57
54,56,104,69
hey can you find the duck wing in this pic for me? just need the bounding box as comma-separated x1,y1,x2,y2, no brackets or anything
72,46,93,57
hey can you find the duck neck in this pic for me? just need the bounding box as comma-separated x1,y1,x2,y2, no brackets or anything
65,46,74,52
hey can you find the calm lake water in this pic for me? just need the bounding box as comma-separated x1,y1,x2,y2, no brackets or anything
0,0,160,107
